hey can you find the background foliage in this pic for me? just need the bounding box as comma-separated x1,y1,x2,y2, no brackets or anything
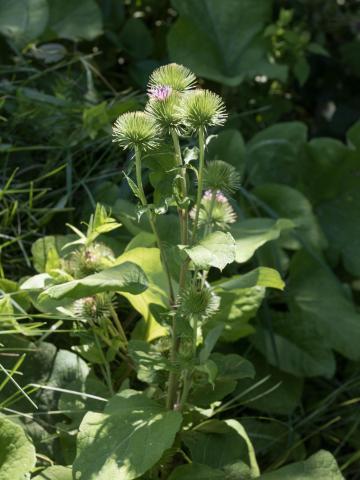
1,0,360,478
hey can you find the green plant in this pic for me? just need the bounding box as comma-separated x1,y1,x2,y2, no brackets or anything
0,63,346,479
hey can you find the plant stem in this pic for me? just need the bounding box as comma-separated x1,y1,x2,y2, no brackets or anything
178,315,198,410
109,304,127,347
167,129,189,410
191,127,205,245
134,146,175,302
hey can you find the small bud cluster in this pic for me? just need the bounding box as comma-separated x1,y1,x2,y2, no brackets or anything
66,242,115,278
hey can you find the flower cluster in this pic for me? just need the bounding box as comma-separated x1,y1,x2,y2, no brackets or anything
113,63,228,148
190,190,237,230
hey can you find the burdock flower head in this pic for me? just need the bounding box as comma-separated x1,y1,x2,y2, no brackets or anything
203,160,241,194
177,284,220,322
146,87,183,133
190,189,237,230
148,63,196,93
178,89,227,132
73,294,112,324
113,111,160,152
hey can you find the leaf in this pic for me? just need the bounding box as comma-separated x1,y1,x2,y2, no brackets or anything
230,218,294,263
33,466,72,480
253,184,327,250
217,267,285,290
236,352,303,415
169,464,225,480
207,287,264,341
191,353,254,406
183,419,257,474
184,231,236,270
252,313,336,378
0,416,36,479
207,129,246,174
287,251,360,362
246,122,308,186
31,235,73,273
73,390,182,480
225,419,260,477
120,18,154,59
38,262,148,301
259,450,344,479
48,0,103,40
115,248,170,341
168,0,285,86
0,0,48,44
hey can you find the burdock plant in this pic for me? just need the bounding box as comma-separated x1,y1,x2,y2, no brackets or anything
113,64,233,410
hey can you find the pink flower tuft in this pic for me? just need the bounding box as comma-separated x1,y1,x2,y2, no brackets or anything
148,85,172,101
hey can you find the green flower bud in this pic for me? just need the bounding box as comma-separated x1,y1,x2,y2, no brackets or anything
177,285,220,321
178,89,227,132
66,242,115,278
190,190,237,230
203,160,241,194
113,111,160,152
148,63,196,93
145,89,183,133
73,294,112,324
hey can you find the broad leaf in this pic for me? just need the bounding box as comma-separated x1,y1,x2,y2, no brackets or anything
38,262,148,301
288,251,360,361
230,218,294,263
48,0,103,40
246,122,308,186
31,235,73,273
33,466,72,479
168,0,286,86
115,248,169,341
73,390,182,480
207,129,246,174
259,450,344,479
207,286,264,341
217,267,285,290
169,464,224,480
184,231,236,270
252,313,336,378
236,352,303,415
0,416,36,479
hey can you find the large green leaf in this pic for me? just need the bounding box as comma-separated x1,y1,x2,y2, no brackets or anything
259,450,344,479
31,235,74,273
288,251,360,362
33,466,72,480
217,267,285,291
183,419,258,475
73,390,182,480
168,0,286,86
38,262,148,301
48,0,102,40
230,218,294,263
169,464,224,480
184,231,236,270
236,352,303,415
252,313,336,378
246,122,308,186
253,184,327,250
207,287,265,341
0,416,36,479
207,129,246,174
115,248,169,341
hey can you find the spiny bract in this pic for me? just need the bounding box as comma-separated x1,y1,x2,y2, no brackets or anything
178,89,227,131
112,111,160,151
148,63,197,93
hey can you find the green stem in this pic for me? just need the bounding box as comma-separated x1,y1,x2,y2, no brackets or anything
191,128,206,245
135,146,175,302
167,130,189,410
109,304,128,347
200,189,217,288
178,315,198,410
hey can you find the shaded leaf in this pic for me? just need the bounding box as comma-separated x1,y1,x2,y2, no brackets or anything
73,390,182,480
